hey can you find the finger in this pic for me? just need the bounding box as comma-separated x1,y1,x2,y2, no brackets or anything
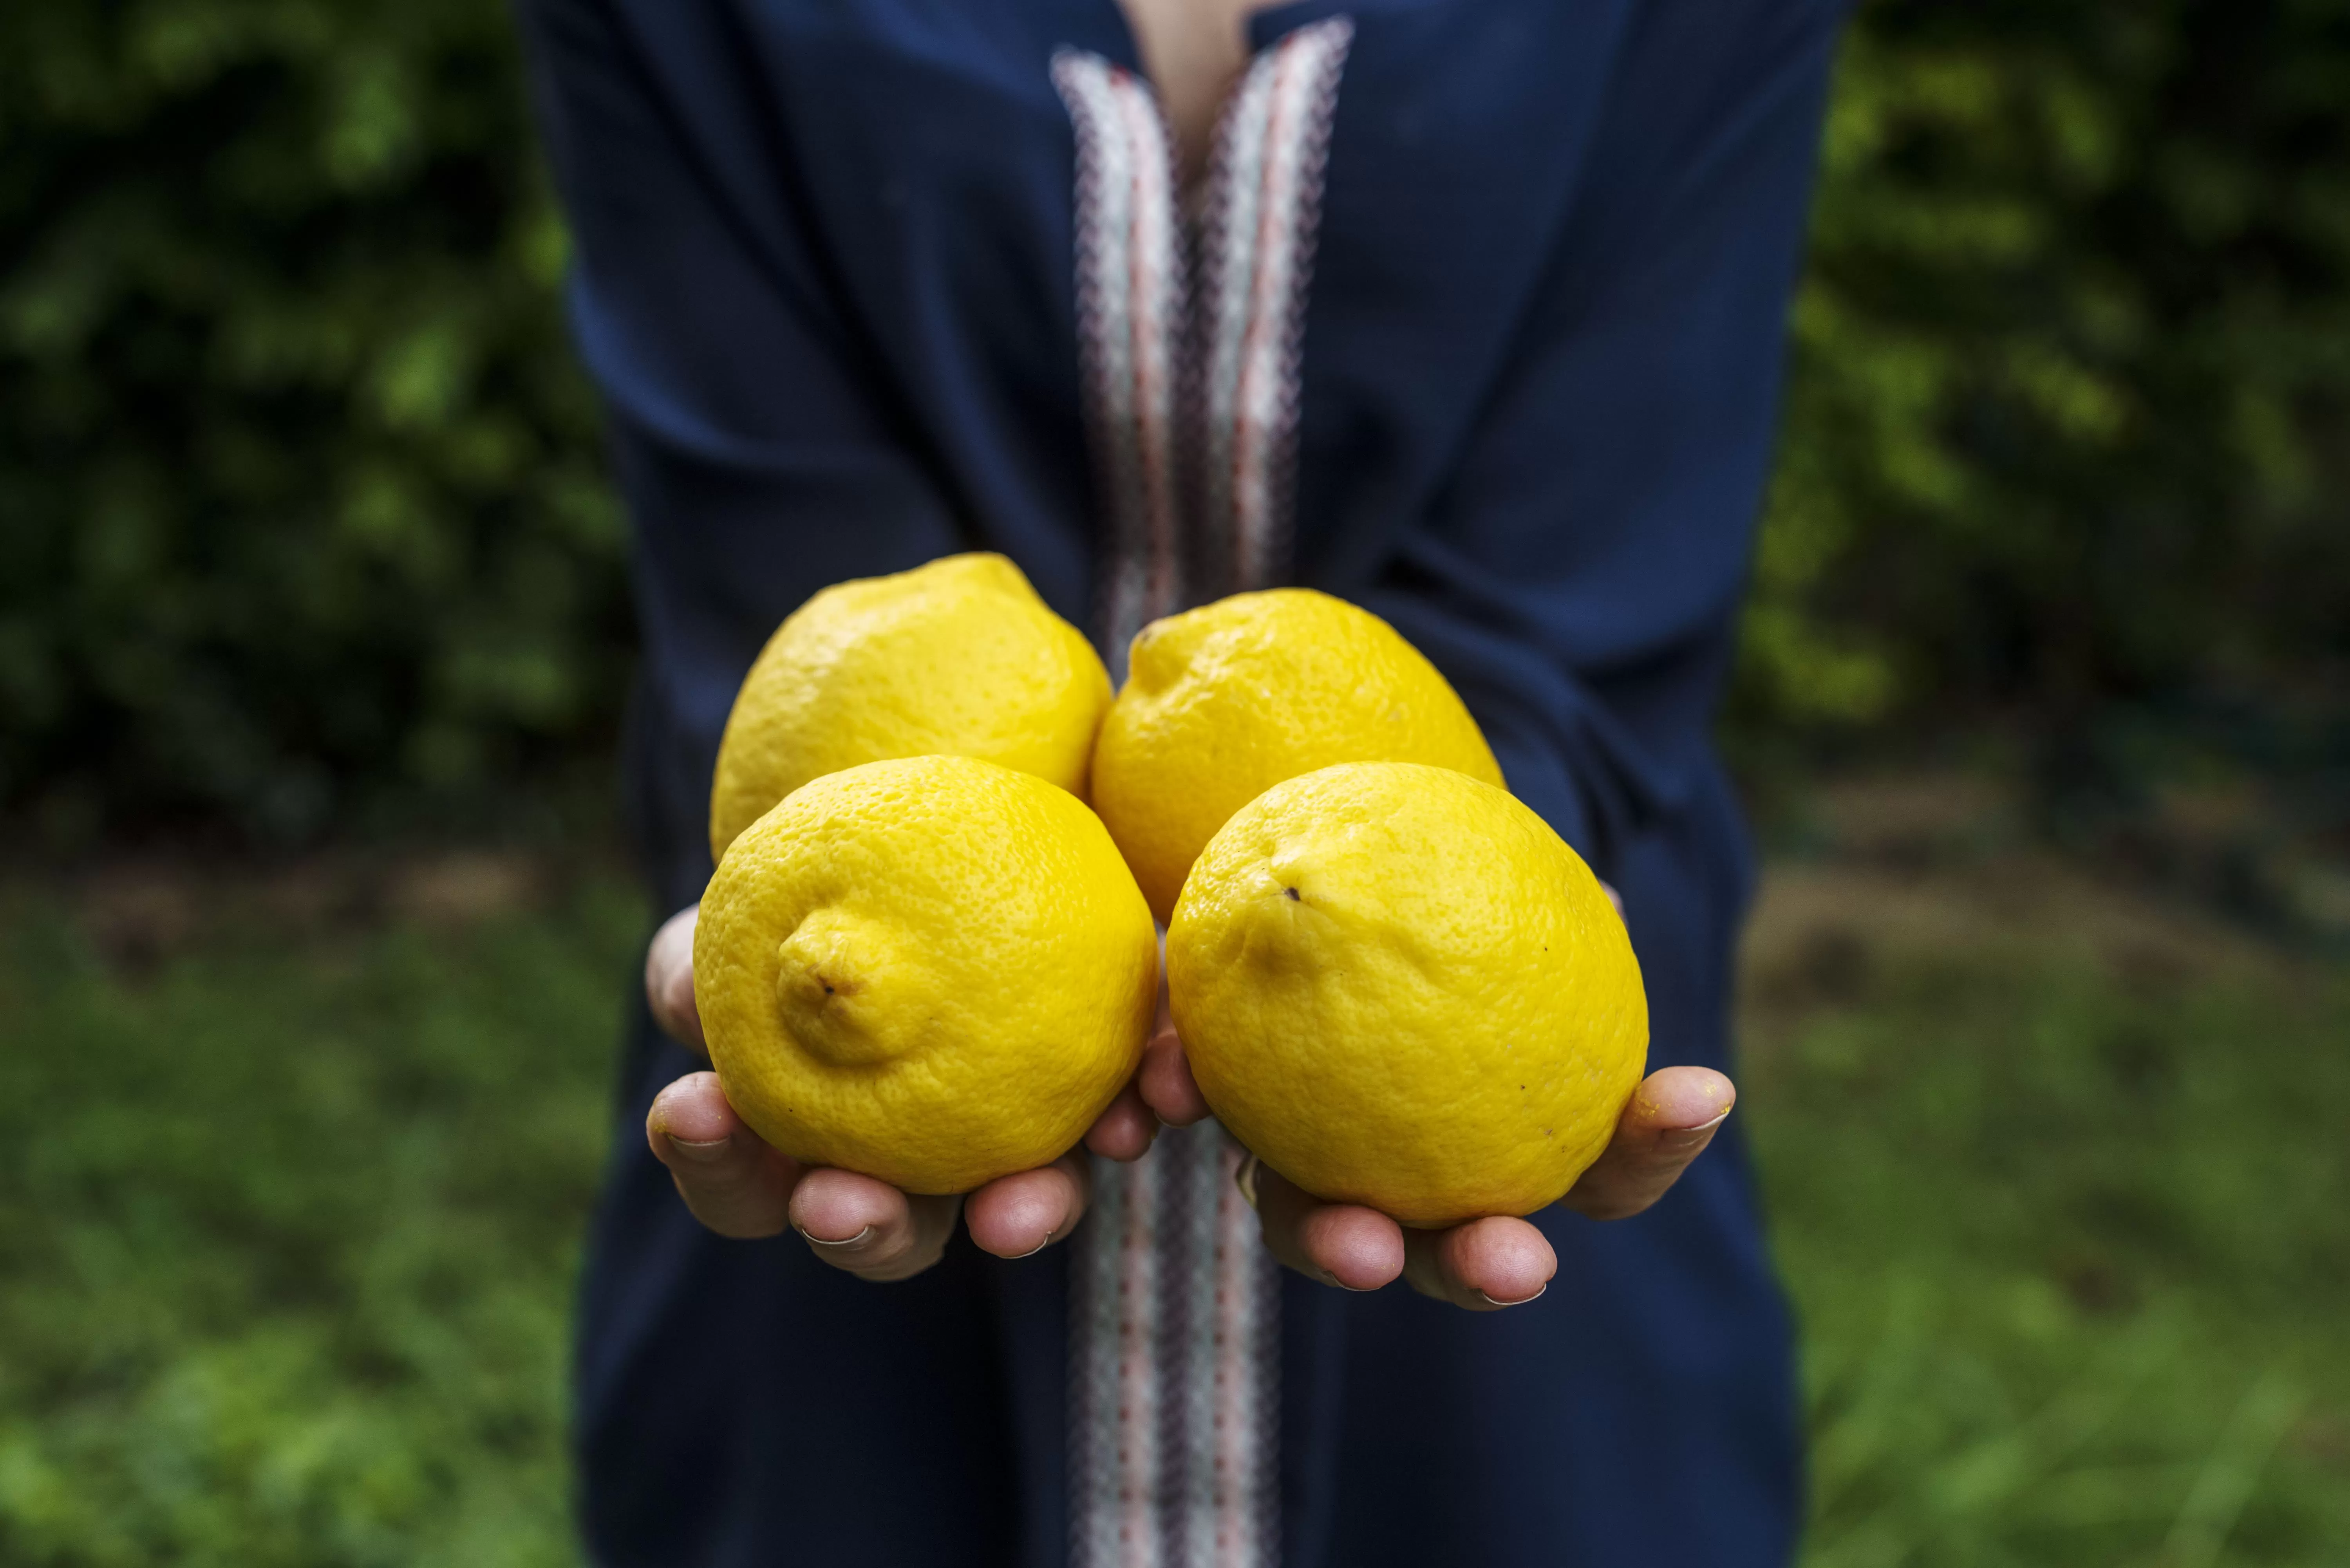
1252,1161,1404,1292
1601,881,1625,919
788,1167,963,1283
1562,1065,1735,1221
645,905,705,1054
1084,1077,1162,1161
965,1153,1092,1258
1401,1216,1556,1311
1138,1028,1211,1126
1137,948,1213,1126
646,1071,799,1238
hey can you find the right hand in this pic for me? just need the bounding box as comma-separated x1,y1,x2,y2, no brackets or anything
640,904,1182,1282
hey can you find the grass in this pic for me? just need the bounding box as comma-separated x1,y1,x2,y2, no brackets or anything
1744,856,2350,1566
0,844,2343,1566
0,862,639,1567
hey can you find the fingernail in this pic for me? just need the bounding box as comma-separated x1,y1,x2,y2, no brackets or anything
1320,1270,1377,1293
664,1133,733,1163
1478,1283,1548,1308
1010,1237,1054,1260
1233,1154,1263,1211
799,1226,874,1250
1660,1109,1732,1149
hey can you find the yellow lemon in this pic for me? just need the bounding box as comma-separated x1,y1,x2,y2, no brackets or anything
709,553,1111,861
1091,588,1503,922
1167,761,1645,1226
696,755,1157,1194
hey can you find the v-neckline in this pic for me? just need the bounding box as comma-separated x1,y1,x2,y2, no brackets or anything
1095,0,1350,199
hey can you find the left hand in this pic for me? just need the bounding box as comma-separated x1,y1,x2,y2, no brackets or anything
1146,1041,1733,1310
1141,884,1735,1311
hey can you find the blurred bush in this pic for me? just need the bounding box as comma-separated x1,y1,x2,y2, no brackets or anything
2,0,2346,840
1741,3,2350,762
0,0,625,843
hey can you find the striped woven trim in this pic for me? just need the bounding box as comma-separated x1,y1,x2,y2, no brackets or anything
1192,18,1351,599
1073,1132,1165,1568
1053,51,1187,674
1061,20,1352,1568
1075,1124,1280,1568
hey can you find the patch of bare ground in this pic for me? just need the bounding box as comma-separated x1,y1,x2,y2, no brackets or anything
10,846,608,980
1740,771,2299,1038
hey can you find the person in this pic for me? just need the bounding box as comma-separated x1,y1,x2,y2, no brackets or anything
519,0,1846,1562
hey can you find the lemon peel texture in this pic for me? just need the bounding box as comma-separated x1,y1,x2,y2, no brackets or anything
710,553,1111,862
1091,588,1502,922
698,755,1157,1194
1168,761,1645,1226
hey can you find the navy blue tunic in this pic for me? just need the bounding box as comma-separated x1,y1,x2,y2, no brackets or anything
519,0,1843,1562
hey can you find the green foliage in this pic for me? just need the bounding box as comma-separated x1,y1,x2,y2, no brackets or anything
1750,938,2350,1564
1743,2,2350,742
4,0,2346,835
0,0,625,841
0,877,636,1566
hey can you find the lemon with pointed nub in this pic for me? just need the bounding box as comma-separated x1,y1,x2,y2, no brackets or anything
709,553,1111,861
1168,761,1646,1227
1091,589,1504,922
696,755,1158,1194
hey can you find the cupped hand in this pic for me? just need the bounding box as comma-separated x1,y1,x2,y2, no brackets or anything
1146,1057,1734,1310
643,904,1153,1282
1133,878,1736,1311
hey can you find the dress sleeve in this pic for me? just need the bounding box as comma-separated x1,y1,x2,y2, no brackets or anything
515,0,965,734
519,0,990,896
1352,0,1845,871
